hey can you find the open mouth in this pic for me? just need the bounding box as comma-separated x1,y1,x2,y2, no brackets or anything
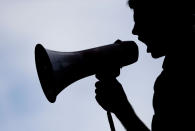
147,47,151,53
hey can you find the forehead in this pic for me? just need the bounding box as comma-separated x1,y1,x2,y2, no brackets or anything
130,2,166,17
128,0,150,9
129,0,164,11
128,0,135,9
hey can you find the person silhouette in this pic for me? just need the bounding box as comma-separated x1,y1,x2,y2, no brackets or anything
95,1,193,130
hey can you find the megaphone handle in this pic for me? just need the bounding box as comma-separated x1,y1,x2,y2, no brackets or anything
107,111,116,131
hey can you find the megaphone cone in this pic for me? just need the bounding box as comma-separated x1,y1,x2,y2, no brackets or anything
35,40,138,103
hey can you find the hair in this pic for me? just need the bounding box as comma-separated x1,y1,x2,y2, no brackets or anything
128,0,194,45
127,0,194,24
128,0,193,12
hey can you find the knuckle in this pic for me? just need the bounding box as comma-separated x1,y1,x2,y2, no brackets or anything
95,81,100,87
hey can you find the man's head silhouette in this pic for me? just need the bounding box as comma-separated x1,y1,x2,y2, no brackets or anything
94,1,193,131
128,0,190,58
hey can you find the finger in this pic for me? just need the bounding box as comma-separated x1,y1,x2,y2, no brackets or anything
95,80,113,88
95,69,120,80
95,72,119,80
95,79,122,91
96,94,116,112
95,95,111,111
95,81,102,89
95,88,102,94
114,39,122,44
95,85,110,94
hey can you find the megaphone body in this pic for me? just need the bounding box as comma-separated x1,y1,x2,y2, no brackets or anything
35,40,138,103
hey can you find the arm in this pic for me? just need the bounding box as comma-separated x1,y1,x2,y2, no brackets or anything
95,72,149,131
114,102,149,131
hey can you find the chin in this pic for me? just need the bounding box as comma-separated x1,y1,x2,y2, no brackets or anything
151,53,162,58
149,48,166,58
151,52,166,58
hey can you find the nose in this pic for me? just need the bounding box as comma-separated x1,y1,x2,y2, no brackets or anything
132,24,138,35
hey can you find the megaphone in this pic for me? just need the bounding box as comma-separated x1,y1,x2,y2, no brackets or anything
35,40,138,103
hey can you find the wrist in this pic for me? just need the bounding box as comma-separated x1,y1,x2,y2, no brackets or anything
114,101,135,116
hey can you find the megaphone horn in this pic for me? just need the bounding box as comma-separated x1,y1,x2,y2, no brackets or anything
35,40,138,103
